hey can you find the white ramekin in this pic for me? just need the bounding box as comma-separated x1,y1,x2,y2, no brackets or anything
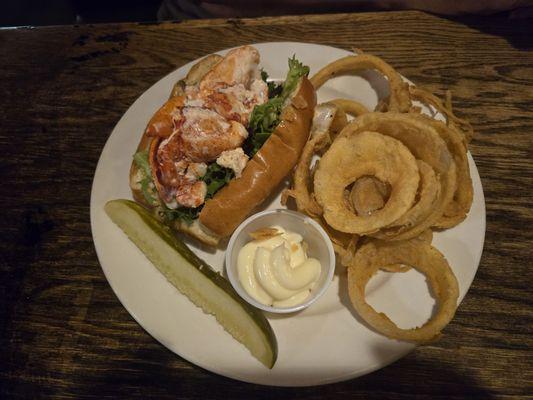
225,209,336,314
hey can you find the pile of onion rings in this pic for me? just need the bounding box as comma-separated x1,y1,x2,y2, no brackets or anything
282,51,474,343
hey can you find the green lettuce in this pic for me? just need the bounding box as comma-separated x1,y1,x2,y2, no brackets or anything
280,56,310,101
246,97,284,155
133,151,158,206
201,163,235,199
161,163,233,225
261,69,283,98
134,150,233,225
160,206,200,225
246,56,309,156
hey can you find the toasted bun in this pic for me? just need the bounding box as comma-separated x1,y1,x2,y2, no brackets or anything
199,77,316,237
130,57,316,246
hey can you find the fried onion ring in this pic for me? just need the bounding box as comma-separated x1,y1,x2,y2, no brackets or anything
409,86,474,145
415,115,473,229
415,228,433,244
372,160,440,240
338,113,457,240
317,218,359,267
282,103,347,216
328,98,369,118
380,230,433,272
380,263,412,273
281,131,327,217
310,54,411,113
348,238,459,342
314,131,420,235
296,51,474,345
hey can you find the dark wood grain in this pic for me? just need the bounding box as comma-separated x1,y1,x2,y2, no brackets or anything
1,10,532,399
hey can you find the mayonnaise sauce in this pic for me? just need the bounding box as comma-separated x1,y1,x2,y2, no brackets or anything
237,226,321,308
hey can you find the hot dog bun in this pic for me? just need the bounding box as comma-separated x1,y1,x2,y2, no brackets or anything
199,78,316,237
130,53,316,246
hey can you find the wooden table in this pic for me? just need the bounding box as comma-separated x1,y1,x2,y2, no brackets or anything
1,10,531,399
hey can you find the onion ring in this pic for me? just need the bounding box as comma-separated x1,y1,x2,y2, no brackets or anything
380,263,412,273
416,228,433,244
314,131,420,235
296,52,474,344
348,238,459,342
380,230,433,272
310,54,411,113
281,131,327,217
372,160,440,240
338,112,457,240
409,86,474,145
317,219,359,267
282,103,346,216
328,98,369,117
416,115,473,229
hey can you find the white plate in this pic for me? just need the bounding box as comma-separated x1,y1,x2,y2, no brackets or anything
90,42,485,386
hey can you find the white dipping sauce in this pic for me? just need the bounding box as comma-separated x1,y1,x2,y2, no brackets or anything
237,226,321,308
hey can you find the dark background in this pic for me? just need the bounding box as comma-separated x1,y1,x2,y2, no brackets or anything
1,0,162,26
2,0,533,27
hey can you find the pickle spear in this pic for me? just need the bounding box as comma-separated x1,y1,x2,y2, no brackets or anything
104,199,277,368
